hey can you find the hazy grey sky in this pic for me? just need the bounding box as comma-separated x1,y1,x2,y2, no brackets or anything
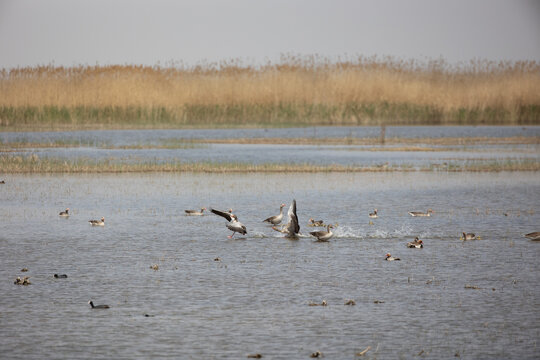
0,0,539,68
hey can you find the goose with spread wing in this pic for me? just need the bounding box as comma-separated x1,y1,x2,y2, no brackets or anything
211,208,247,238
263,203,286,225
272,199,300,238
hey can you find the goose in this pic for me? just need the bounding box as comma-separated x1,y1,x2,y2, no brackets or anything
89,217,105,226
407,237,424,248
310,224,334,242
211,208,247,238
59,208,69,217
369,209,378,219
54,274,68,278
185,207,206,216
308,218,325,227
385,253,400,261
462,232,476,240
408,209,433,217
524,231,540,241
88,300,110,309
263,203,286,225
272,200,299,238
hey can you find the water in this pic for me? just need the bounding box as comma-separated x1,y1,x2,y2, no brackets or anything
1,172,539,359
2,126,539,168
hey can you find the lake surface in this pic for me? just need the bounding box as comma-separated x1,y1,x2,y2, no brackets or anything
1,172,539,359
2,126,539,168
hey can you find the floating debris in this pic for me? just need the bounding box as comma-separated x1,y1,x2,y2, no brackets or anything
356,346,371,356
247,354,263,359
373,300,385,304
464,284,480,289
54,274,68,278
308,300,327,306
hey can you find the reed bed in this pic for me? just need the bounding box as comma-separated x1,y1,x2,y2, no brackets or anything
1,154,538,173
1,56,539,129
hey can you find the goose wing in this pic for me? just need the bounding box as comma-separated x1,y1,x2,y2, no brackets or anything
211,208,233,222
285,199,300,235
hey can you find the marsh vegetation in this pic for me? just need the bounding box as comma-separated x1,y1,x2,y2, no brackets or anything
1,56,539,130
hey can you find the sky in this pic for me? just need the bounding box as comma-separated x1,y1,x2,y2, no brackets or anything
0,0,539,68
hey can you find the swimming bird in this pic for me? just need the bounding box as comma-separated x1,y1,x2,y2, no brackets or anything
308,218,325,227
88,300,110,309
59,208,69,217
407,237,424,248
211,208,247,238
54,274,68,278
185,207,206,216
14,276,31,285
0,180,5,184
408,209,433,217
369,209,378,218
524,231,540,241
263,203,286,225
272,200,300,238
385,253,400,261
89,217,105,226
461,232,476,240
310,224,334,242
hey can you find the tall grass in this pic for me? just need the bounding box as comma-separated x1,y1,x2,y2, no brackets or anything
1,56,539,128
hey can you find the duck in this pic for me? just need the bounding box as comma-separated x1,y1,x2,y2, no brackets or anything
247,354,263,359
271,200,300,238
88,300,110,309
0,180,5,184
89,217,105,226
524,231,540,241
59,208,69,217
308,218,325,227
461,232,476,240
211,208,247,238
263,203,286,225
150,264,159,271
310,351,323,358
184,207,206,216
385,253,400,261
407,237,424,248
14,276,31,285
369,209,378,218
54,274,68,278
408,209,433,217
310,224,334,242
344,299,356,305
21,268,28,272
308,300,327,306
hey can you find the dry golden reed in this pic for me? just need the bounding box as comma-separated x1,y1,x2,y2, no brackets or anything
1,55,539,127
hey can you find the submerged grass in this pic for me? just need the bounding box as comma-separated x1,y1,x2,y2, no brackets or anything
1,56,539,129
1,154,538,173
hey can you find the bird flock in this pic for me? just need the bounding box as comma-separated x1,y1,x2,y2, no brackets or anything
10,187,538,312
